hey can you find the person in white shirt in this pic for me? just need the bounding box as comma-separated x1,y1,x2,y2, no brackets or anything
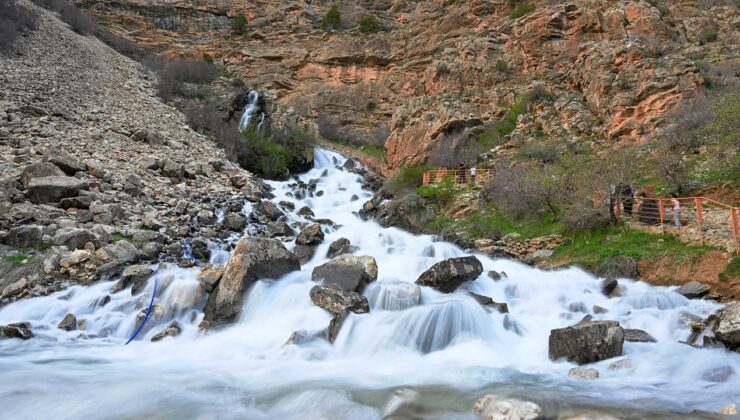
470,166,477,184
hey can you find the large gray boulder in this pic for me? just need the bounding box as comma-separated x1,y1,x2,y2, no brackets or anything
111,265,154,294
676,281,710,299
26,176,87,204
19,162,64,189
549,319,624,365
311,254,378,293
48,152,86,175
53,228,100,250
714,301,740,351
415,256,483,293
4,225,44,248
310,284,369,314
202,237,300,327
255,200,283,221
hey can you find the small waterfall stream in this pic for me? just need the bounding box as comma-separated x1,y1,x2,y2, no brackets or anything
239,90,264,132
0,149,737,419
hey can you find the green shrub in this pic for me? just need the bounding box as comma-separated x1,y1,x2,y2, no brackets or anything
232,14,247,35
321,5,341,31
416,177,458,205
719,257,740,282
435,62,450,79
699,27,718,44
478,92,530,147
385,164,432,194
510,3,535,19
202,53,214,64
359,14,380,32
495,59,508,72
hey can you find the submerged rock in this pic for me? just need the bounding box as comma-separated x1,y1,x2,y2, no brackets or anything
365,280,420,311
57,313,77,331
623,328,657,343
310,284,369,314
465,291,509,313
0,322,33,340
601,277,618,297
568,366,599,380
285,329,326,346
151,321,182,342
312,254,378,293
415,256,483,293
202,237,300,328
549,319,624,365
473,394,542,420
327,311,349,343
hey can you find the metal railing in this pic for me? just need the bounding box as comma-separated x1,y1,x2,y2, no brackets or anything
594,193,739,254
422,168,494,186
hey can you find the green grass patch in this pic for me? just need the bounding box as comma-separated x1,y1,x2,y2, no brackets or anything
358,144,386,160
4,254,36,264
719,257,740,282
510,3,535,19
111,233,147,245
416,177,461,205
385,164,432,194
553,226,716,270
426,205,559,241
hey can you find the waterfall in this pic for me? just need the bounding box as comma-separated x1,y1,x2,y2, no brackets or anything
239,90,264,132
0,148,738,418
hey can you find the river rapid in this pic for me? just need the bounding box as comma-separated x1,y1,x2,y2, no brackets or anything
0,149,737,419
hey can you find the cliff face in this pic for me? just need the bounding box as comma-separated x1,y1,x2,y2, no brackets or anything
79,0,738,170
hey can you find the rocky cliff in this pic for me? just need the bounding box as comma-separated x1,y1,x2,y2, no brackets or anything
78,0,737,170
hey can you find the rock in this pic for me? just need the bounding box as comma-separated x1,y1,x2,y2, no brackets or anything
48,152,86,175
310,284,369,314
530,249,554,263
190,238,210,261
549,320,624,364
312,254,378,293
473,394,542,420
465,291,509,313
223,212,246,231
714,301,740,351
151,321,182,342
723,404,737,416
255,200,283,221
415,256,483,293
202,237,300,327
381,388,422,419
608,358,631,371
624,328,657,343
57,313,77,331
161,159,184,178
229,174,249,188
487,270,506,281
676,281,710,299
265,221,294,238
297,206,314,217
326,237,355,258
59,196,92,209
98,240,139,263
19,162,64,189
198,266,224,293
293,244,317,264
568,367,600,380
53,228,100,250
112,264,154,294
2,278,28,298
285,329,326,346
60,249,92,268
594,256,638,279
701,366,734,383
0,322,34,340
601,277,618,296
26,176,88,204
327,310,349,343
295,223,324,246
4,225,44,248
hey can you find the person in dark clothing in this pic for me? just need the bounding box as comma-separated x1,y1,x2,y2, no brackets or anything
621,184,634,216
458,162,467,184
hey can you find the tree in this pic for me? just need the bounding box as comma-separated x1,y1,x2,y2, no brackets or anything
359,15,379,32
321,5,341,31
232,14,247,35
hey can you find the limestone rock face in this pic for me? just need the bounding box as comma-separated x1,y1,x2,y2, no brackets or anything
549,319,625,365
415,256,483,293
202,237,300,327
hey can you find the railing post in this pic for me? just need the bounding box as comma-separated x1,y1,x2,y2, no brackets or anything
732,207,739,255
615,194,621,220
422,171,429,186
695,197,704,246
658,199,665,236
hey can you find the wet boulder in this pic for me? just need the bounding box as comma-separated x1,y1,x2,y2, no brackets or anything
202,237,300,327
255,200,284,221
327,237,355,258
311,254,378,293
601,277,618,296
293,244,318,264
327,311,349,343
198,266,224,293
295,223,324,246
415,256,483,293
151,321,182,342
714,301,740,351
549,319,624,365
624,328,657,343
365,280,420,311
223,212,246,231
111,265,154,295
57,313,77,331
310,284,369,314
265,221,295,238
0,322,33,340
297,206,314,218
465,291,509,313
676,281,710,299
26,176,88,204
285,329,326,346
473,394,542,420
568,367,599,380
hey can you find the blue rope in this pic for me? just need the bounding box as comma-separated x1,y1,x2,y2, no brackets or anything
182,241,200,267
125,273,159,345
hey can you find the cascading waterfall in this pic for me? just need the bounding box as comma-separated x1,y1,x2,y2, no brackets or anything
238,90,264,132
0,148,738,419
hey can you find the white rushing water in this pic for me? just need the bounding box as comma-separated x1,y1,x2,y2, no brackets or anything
0,149,738,419
239,90,265,132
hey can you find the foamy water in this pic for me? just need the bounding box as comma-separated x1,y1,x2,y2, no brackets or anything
0,149,737,419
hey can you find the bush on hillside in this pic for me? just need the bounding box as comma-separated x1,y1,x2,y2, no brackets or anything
0,0,37,51
385,164,432,195
359,14,380,32
157,58,218,100
32,0,95,34
232,13,247,35
495,59,508,72
321,5,341,31
699,27,718,44
510,3,535,19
